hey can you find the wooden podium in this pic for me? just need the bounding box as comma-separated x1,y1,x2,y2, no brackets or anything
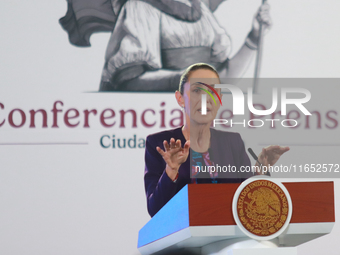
138,180,335,255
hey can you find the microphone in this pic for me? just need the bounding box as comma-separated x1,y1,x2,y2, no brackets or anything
248,148,269,176
247,148,260,163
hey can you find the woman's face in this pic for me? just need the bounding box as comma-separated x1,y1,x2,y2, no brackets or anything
180,69,222,125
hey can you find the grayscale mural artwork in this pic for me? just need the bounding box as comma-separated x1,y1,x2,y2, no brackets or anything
60,0,271,92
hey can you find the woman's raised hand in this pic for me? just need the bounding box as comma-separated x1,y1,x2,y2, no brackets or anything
156,138,190,181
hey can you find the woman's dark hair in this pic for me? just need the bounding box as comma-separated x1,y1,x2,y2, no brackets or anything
179,63,219,95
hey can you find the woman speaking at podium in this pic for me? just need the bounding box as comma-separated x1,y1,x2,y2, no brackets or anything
144,63,289,217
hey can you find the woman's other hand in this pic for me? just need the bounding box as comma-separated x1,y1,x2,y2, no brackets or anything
156,138,190,181
255,145,290,175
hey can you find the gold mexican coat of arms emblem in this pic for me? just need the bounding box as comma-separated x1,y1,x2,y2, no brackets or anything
236,179,289,236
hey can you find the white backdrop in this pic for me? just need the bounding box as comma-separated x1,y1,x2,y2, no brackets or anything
1,0,340,254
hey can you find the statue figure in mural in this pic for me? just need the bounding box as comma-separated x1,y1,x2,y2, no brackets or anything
60,0,271,92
